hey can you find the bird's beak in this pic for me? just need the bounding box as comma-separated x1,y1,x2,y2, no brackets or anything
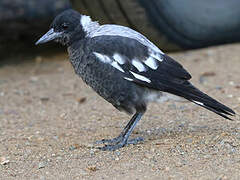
35,28,63,45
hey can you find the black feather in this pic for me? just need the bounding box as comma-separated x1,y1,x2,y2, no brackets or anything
81,35,235,119
157,81,235,120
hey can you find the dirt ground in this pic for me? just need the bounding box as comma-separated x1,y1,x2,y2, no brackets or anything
0,43,240,180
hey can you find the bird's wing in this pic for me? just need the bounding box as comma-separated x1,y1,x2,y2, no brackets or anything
86,35,191,91
86,35,235,119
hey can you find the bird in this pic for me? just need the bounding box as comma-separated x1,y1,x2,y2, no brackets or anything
36,9,235,151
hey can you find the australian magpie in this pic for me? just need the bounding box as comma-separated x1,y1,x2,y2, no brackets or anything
36,9,235,151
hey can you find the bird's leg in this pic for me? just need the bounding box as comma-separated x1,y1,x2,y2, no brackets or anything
96,112,144,151
96,112,142,144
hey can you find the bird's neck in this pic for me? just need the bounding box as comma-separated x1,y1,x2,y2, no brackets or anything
80,15,100,37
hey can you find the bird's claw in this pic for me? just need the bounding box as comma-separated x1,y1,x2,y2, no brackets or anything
95,137,144,151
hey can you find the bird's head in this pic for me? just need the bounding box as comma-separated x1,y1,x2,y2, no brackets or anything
36,9,96,46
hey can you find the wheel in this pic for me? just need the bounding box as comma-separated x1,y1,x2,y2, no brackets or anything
71,0,240,51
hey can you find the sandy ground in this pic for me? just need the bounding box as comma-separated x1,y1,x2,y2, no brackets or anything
0,44,240,180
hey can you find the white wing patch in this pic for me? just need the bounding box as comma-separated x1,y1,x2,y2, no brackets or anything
149,50,163,62
124,77,134,81
111,61,124,73
144,56,158,70
93,52,112,63
132,59,146,72
193,100,204,106
94,52,124,73
113,53,125,65
130,71,151,83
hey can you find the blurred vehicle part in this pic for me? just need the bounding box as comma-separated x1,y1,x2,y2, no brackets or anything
0,0,70,58
71,0,240,51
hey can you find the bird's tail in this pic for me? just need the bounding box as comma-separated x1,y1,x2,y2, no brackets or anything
165,82,235,120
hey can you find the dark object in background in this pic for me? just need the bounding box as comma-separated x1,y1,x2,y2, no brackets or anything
0,0,70,59
71,0,240,50
36,10,235,151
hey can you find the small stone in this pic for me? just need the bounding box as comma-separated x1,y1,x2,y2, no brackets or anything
25,141,31,146
86,143,94,148
0,92,4,96
87,165,98,172
227,94,233,98
199,76,207,84
89,148,97,155
0,157,9,165
229,81,235,86
69,144,80,151
201,71,216,77
165,167,170,171
77,97,86,104
56,156,62,160
215,86,223,90
60,113,67,119
115,151,121,156
53,136,59,140
150,148,155,153
40,97,49,102
38,161,46,169
186,138,193,143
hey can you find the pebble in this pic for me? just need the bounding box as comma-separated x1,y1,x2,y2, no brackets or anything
215,86,223,90
56,156,62,160
227,94,233,98
77,97,87,104
165,166,170,171
38,161,47,169
186,138,193,143
69,144,79,151
229,81,235,86
0,157,9,165
40,97,49,102
60,113,67,119
115,151,121,156
87,165,98,172
201,71,216,77
199,76,207,84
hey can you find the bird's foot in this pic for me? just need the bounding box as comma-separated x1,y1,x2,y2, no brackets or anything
95,135,123,144
95,136,144,151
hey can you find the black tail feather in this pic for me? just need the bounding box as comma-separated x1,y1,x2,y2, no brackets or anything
164,82,235,120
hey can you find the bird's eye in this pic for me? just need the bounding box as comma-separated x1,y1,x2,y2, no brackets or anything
62,23,68,30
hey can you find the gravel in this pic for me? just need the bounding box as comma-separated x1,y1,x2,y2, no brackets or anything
0,43,239,179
